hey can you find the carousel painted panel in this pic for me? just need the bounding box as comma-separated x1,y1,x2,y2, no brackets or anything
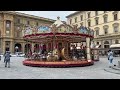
24,26,32,35
57,26,66,33
66,26,73,33
37,25,51,33
79,26,88,34
57,25,73,33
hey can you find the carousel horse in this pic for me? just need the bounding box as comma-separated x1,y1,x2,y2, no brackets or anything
47,49,59,62
47,52,52,61
52,49,59,61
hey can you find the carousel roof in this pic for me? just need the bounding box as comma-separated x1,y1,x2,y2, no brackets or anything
23,17,94,41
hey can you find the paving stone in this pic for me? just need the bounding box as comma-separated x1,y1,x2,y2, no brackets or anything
0,56,120,79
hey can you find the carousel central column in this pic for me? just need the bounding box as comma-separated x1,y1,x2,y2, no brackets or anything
39,43,42,53
32,43,34,53
86,37,91,60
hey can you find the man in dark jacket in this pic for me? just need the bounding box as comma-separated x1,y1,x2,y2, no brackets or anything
4,51,11,68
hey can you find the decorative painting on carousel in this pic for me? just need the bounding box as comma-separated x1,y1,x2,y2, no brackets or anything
37,25,51,33
79,26,88,34
57,25,73,33
57,26,66,33
66,26,73,33
24,26,32,35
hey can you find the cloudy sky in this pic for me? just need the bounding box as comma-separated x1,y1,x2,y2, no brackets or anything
17,11,76,21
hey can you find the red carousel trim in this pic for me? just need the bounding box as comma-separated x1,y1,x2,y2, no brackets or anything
23,59,94,68
23,33,94,38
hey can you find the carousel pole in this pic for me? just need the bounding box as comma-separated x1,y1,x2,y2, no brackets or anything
86,37,91,60
72,34,75,60
85,11,91,60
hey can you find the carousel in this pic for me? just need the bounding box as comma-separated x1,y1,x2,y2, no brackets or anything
23,17,94,68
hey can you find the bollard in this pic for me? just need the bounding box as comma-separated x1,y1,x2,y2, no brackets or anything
118,61,120,68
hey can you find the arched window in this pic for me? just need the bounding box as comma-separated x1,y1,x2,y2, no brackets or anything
113,23,119,33
104,41,109,44
103,14,108,23
88,12,91,18
115,40,119,44
104,41,109,48
87,19,91,27
95,17,99,25
94,27,100,36
114,14,118,20
113,11,118,21
75,17,77,23
103,25,109,34
80,15,83,21
6,20,11,29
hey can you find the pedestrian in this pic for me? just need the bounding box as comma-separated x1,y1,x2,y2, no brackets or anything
4,51,11,68
108,50,116,68
0,48,1,61
4,51,7,62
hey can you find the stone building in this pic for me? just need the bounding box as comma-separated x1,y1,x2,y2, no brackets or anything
66,11,120,55
0,11,55,54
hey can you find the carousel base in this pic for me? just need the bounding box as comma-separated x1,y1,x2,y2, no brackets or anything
23,59,94,68
93,59,99,61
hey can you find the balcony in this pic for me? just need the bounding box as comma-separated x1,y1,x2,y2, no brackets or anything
14,22,24,26
94,32,120,39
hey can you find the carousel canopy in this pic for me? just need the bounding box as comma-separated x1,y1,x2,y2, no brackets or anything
23,17,94,42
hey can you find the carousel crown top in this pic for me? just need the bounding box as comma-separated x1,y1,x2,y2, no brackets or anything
50,16,63,27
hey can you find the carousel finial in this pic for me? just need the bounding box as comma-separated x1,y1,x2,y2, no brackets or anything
57,16,60,20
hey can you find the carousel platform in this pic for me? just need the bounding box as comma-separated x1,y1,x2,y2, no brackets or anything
23,59,94,68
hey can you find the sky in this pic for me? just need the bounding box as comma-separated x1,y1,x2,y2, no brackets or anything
17,11,76,21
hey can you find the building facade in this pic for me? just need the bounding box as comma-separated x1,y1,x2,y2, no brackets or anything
66,11,120,55
0,11,55,54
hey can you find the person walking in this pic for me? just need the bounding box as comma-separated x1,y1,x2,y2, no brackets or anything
108,50,116,68
4,51,11,68
0,48,1,61
3,51,6,63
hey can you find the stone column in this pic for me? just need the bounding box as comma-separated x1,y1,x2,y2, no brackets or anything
10,40,14,53
2,39,5,53
46,43,48,52
39,43,42,53
11,21,14,38
86,37,91,60
3,20,6,36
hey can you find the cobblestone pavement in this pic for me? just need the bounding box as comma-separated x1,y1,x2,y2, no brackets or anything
0,56,120,79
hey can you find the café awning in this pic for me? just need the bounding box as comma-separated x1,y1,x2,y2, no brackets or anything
110,44,120,48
